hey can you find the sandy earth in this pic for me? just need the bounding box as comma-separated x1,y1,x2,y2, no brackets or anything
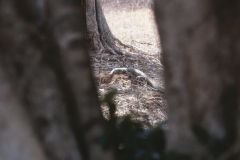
91,2,167,127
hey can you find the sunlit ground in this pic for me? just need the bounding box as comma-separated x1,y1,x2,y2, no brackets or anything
91,0,167,127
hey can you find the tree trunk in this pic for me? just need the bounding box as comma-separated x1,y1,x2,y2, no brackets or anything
155,0,240,159
0,0,114,160
85,0,126,55
0,66,46,160
4,0,240,159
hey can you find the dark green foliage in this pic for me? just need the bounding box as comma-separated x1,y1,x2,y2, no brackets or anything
101,90,166,160
101,91,238,160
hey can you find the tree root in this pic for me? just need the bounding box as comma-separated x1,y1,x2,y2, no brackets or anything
114,36,150,55
87,0,139,58
110,67,164,93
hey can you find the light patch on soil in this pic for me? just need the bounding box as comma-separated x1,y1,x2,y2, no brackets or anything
91,3,167,127
104,7,161,55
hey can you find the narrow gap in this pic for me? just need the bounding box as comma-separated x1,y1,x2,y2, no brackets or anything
91,0,167,127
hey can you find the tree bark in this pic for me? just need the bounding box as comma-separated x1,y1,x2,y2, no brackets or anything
0,66,46,160
2,0,240,159
0,0,114,160
155,0,240,159
46,0,114,159
85,0,126,55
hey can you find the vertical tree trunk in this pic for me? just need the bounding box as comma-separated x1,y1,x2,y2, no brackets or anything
0,0,114,160
46,0,114,159
85,0,126,55
155,0,240,159
0,67,46,160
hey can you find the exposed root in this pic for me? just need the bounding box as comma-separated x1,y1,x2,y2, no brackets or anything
114,36,133,49
92,6,167,126
87,0,139,58
110,67,164,93
101,38,138,58
114,36,150,55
